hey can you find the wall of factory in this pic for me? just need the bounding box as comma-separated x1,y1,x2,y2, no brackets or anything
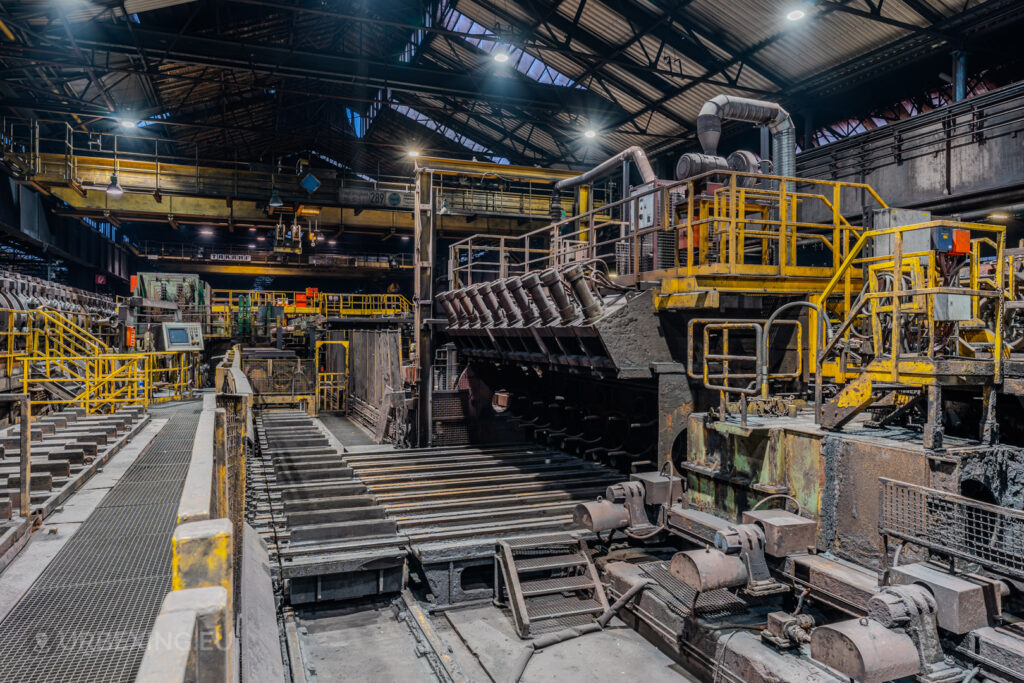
0,178,130,289
796,81,1024,217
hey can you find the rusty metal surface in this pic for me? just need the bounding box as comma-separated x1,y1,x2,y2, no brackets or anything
880,478,1024,581
249,410,621,605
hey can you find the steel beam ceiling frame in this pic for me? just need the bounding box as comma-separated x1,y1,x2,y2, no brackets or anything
44,23,622,118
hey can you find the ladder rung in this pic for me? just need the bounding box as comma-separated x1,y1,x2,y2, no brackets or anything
525,595,603,622
519,574,594,598
515,552,587,573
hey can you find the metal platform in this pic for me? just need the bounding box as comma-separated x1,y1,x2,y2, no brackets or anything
249,410,623,606
0,402,201,683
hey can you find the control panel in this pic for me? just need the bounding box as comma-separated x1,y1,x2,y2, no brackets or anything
157,322,204,351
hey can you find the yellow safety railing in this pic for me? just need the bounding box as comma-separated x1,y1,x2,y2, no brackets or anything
210,290,411,317
315,340,349,414
148,351,201,404
29,308,110,358
448,170,886,292
23,353,148,414
815,221,1006,387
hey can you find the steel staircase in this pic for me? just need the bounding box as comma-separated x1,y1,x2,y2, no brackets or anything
495,533,608,638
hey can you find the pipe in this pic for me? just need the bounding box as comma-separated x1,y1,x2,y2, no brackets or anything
487,280,522,326
540,269,579,325
553,146,656,192
505,277,539,326
436,293,459,327
477,282,506,326
454,289,480,327
697,94,795,178
564,265,603,323
521,272,560,326
467,284,494,327
445,291,471,327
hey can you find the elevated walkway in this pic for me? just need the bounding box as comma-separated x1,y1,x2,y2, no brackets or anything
0,401,200,683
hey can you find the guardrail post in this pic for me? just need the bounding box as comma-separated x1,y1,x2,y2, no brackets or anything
18,394,29,518
136,586,230,683
212,408,228,518
172,519,234,615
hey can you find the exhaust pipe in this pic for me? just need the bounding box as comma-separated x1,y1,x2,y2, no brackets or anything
696,95,795,178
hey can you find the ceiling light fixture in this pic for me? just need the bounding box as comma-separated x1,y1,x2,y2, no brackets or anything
248,244,255,249
199,228,213,236
988,211,1011,221
256,236,266,242
584,129,597,139
786,8,806,20
268,188,283,207
328,240,337,246
493,50,510,63
408,150,420,158
105,173,124,197
119,118,137,128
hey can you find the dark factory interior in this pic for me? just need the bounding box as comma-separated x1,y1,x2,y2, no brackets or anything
0,0,1023,681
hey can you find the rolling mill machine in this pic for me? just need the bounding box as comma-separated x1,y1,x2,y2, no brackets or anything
431,95,1024,681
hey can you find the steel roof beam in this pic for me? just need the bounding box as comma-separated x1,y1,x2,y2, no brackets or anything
34,22,623,119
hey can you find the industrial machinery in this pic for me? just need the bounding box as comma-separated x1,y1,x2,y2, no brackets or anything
432,94,1024,682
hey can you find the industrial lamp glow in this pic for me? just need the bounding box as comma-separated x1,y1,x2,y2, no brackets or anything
105,173,124,197
584,129,597,139
268,189,284,207
493,50,510,63
786,8,806,20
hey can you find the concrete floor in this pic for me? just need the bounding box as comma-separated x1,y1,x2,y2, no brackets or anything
318,413,378,448
292,597,695,683
294,601,437,682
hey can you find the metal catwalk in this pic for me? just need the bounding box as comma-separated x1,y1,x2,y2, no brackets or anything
0,402,201,683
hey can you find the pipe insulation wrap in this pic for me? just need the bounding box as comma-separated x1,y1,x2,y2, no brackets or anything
554,146,656,191
697,95,795,178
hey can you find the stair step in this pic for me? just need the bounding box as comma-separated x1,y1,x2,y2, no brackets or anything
515,552,588,573
519,574,595,598
524,595,603,622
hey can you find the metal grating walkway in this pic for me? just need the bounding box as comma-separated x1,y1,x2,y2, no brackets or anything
0,402,202,683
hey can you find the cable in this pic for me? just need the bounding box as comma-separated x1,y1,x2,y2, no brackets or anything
750,494,805,517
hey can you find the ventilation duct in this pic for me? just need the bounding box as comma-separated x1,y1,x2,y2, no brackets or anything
696,95,795,178
554,146,657,192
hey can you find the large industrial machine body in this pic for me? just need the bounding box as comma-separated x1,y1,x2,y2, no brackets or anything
431,97,1024,682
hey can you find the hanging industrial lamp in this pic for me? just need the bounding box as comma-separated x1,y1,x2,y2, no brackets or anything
106,173,124,197
268,188,283,207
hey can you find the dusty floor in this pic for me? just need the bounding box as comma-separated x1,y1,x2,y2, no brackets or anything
292,598,695,682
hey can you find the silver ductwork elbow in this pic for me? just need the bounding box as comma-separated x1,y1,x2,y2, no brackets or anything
554,146,657,192
696,94,795,178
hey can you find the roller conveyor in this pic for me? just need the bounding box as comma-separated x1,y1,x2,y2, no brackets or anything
248,410,622,605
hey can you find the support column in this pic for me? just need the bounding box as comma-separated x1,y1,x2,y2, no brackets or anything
980,383,998,444
952,50,967,102
653,363,693,473
414,167,436,447
923,384,943,450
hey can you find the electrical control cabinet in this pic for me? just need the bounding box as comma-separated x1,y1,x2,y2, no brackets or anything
157,322,204,351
